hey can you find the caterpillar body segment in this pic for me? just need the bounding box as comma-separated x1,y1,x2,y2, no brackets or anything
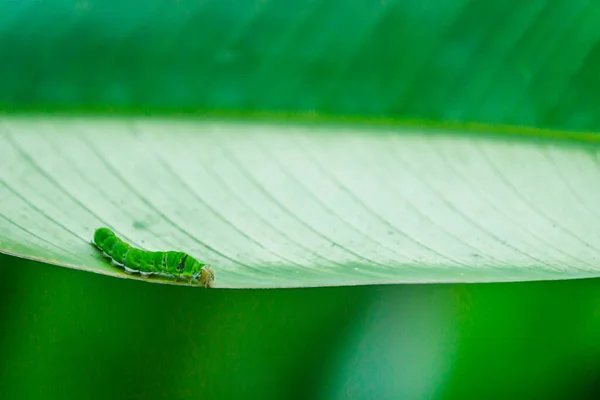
92,227,214,288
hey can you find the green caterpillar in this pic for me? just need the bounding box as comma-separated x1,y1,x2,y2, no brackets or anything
92,227,214,288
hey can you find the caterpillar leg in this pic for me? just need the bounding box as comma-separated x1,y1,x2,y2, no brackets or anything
140,271,152,278
123,266,136,274
91,241,108,258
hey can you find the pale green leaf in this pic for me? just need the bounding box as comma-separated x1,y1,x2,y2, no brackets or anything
2,116,599,288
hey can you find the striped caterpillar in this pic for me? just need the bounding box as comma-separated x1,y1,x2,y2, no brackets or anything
92,227,214,288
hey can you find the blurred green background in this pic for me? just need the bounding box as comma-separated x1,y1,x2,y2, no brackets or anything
3,0,600,398
3,253,600,399
2,0,600,132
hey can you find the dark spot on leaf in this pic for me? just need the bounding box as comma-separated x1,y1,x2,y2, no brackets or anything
132,220,146,230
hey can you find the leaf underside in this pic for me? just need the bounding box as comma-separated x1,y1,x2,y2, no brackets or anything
1,116,600,288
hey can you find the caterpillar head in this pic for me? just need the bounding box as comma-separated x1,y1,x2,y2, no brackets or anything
197,265,215,288
186,256,214,288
